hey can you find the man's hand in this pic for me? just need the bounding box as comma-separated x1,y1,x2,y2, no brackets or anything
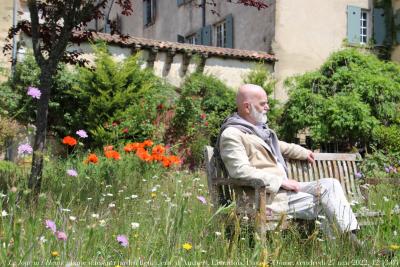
281,179,301,192
307,151,315,163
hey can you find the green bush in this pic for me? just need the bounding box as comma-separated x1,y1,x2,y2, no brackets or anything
280,48,400,150
372,125,400,154
170,72,236,167
68,43,178,146
0,53,78,136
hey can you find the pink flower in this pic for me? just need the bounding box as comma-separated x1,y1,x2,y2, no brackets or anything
55,231,67,241
45,219,56,233
76,130,88,138
27,86,41,99
17,144,33,155
196,196,207,205
117,235,129,247
66,169,78,177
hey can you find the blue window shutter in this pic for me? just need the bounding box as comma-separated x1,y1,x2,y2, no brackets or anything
347,5,361,44
177,34,185,43
177,0,184,6
143,0,148,26
202,25,212,45
225,14,233,48
395,9,400,43
195,29,202,44
373,8,386,46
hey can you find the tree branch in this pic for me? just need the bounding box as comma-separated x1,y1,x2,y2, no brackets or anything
27,0,45,66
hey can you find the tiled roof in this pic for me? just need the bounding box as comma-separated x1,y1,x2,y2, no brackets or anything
74,31,276,62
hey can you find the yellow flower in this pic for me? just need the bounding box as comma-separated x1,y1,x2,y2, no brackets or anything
259,262,269,267
390,244,400,250
51,251,59,257
182,242,192,251
133,233,139,238
151,192,157,198
115,265,122,267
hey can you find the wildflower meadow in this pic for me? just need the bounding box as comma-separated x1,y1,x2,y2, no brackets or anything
1,48,400,266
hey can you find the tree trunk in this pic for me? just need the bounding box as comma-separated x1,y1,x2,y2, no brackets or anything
28,66,54,197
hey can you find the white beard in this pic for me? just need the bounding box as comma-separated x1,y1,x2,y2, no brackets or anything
250,104,268,124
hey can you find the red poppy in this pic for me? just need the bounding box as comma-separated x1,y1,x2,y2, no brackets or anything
62,136,77,146
103,145,114,152
142,140,153,147
105,150,121,160
85,153,98,164
200,113,206,120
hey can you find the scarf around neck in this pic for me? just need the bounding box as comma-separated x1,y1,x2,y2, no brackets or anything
215,113,288,175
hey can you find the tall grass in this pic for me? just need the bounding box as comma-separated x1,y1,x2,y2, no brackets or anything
0,151,399,266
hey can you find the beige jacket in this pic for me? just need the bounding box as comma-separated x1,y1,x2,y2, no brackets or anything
219,127,310,213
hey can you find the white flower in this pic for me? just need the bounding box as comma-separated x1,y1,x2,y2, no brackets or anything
131,222,140,229
177,180,182,183
315,220,322,225
105,185,112,188
124,197,130,200
199,184,204,188
118,190,124,193
39,236,47,243
69,216,77,221
106,193,113,197
1,210,8,217
0,193,6,198
152,175,158,179
242,215,249,221
99,220,106,227
151,187,157,192
61,208,71,212
201,250,207,253
108,203,116,208
317,238,324,242
91,213,99,219
142,179,147,182
383,196,389,202
131,194,138,199
317,215,326,220
145,200,152,204
87,198,92,201
215,231,222,236
394,230,398,236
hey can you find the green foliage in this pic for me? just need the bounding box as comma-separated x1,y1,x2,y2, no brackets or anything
243,63,282,130
0,53,78,135
170,72,236,167
280,49,400,149
359,149,400,179
69,43,177,146
372,125,400,153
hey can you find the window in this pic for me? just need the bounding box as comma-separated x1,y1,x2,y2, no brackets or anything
177,0,193,6
143,0,156,26
347,6,369,45
360,10,368,44
185,34,197,45
216,21,227,47
214,14,233,48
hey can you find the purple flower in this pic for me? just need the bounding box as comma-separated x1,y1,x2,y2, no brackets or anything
117,235,129,247
76,130,88,138
17,144,33,155
385,167,391,173
196,196,207,205
355,172,363,179
45,219,57,233
66,169,78,177
27,86,41,99
55,231,67,241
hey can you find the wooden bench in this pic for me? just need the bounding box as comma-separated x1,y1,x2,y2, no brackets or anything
204,145,399,240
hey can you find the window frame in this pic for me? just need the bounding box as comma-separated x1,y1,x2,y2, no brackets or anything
360,9,368,44
143,0,156,27
215,20,227,47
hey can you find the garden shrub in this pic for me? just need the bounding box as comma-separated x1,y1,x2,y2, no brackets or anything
372,125,400,154
0,53,78,136
280,48,400,150
169,72,236,167
70,43,178,146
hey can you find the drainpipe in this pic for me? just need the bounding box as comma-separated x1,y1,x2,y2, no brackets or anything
104,0,116,33
202,0,206,27
11,0,17,77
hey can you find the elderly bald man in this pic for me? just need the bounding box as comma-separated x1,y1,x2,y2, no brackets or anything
216,84,360,243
